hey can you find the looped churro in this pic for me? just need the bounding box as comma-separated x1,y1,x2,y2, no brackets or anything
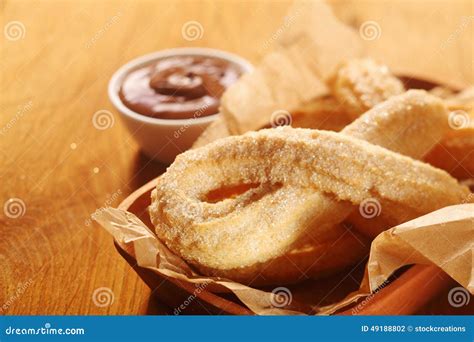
150,93,469,282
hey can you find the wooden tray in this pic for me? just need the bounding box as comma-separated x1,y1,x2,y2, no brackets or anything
115,75,465,315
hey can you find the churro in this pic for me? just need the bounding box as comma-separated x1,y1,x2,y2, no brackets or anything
329,59,405,119
150,98,469,282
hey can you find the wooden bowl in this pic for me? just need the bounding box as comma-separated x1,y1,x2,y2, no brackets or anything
115,75,465,315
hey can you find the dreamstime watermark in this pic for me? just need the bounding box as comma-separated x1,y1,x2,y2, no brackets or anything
270,287,292,308
92,287,115,307
84,12,122,49
173,190,204,218
174,103,210,139
260,9,301,53
1,279,34,313
0,100,33,136
4,21,26,41
85,188,122,226
359,198,382,219
351,280,390,315
3,198,26,219
448,110,470,130
181,20,204,41
5,323,85,336
173,281,210,315
438,16,474,53
270,110,292,127
181,200,203,218
447,287,470,308
92,109,115,130
359,20,382,41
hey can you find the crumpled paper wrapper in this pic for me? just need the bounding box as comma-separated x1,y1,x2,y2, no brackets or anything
218,0,362,135
94,203,473,315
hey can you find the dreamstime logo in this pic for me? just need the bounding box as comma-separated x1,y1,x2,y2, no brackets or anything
173,282,210,315
182,200,203,218
270,287,292,308
85,188,122,227
0,100,33,136
270,110,292,127
85,11,122,49
1,279,33,313
448,287,470,308
181,21,204,41
438,16,474,53
174,103,210,139
92,287,114,307
174,190,204,218
351,280,390,315
92,110,115,130
188,202,202,215
359,21,382,41
359,198,381,219
259,9,302,53
448,110,470,130
3,198,26,219
4,21,26,41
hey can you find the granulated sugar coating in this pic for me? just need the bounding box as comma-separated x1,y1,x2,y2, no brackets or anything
330,59,405,119
149,91,470,285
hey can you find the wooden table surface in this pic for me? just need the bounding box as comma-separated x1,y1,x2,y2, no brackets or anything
1,0,472,315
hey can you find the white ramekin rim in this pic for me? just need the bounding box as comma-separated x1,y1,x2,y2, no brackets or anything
108,47,254,126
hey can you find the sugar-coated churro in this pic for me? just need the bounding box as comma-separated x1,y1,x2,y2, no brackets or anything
150,117,468,283
329,59,405,119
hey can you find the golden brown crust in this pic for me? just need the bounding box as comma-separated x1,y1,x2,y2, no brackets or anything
279,89,453,275
342,89,449,159
150,123,468,283
196,224,370,286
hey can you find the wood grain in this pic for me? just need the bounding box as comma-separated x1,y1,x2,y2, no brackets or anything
0,0,472,315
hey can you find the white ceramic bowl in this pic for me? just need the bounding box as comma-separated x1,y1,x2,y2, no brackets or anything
108,48,253,164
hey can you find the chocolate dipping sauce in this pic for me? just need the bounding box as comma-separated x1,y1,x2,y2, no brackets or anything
119,55,243,119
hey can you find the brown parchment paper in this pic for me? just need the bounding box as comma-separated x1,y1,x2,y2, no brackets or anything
93,203,474,315
193,0,362,148
218,0,363,135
